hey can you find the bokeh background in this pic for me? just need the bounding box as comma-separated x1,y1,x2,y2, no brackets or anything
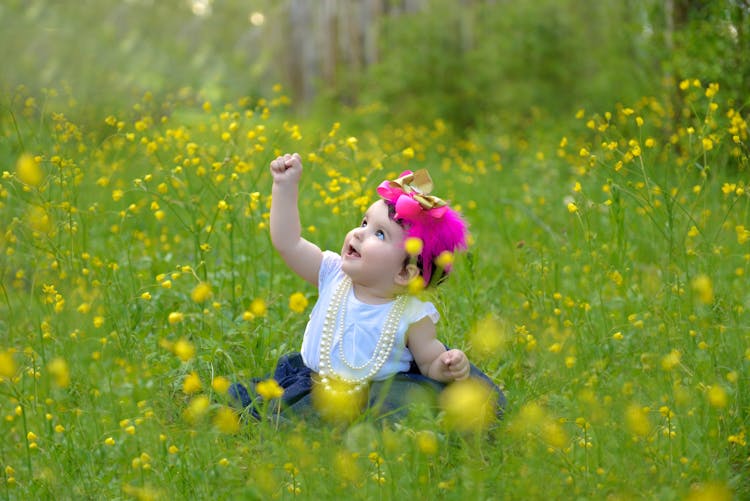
3,0,748,131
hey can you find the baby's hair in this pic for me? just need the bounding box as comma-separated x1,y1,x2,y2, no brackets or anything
385,200,459,288
377,169,469,287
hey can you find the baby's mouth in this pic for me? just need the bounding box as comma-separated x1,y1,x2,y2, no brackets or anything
346,245,361,258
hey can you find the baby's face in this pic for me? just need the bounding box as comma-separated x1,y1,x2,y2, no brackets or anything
340,200,408,292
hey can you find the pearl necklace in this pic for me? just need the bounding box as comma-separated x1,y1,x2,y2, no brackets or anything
318,276,408,394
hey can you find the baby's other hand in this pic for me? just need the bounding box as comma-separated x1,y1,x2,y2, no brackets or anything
270,153,302,185
439,349,470,381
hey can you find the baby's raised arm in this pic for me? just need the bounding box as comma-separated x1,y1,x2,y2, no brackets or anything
269,153,323,286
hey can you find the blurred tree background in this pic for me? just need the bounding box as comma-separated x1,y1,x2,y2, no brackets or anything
1,0,748,132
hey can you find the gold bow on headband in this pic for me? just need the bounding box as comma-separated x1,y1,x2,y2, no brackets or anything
384,169,446,210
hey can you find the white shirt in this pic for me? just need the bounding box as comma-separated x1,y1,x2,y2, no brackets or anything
300,251,440,381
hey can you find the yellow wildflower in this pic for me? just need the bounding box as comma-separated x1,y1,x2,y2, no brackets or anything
16,153,44,186
212,376,231,394
168,311,184,324
0,350,18,379
213,406,240,434
174,338,195,362
439,378,498,433
625,404,651,437
288,292,308,313
184,395,210,423
404,237,423,256
691,274,714,304
468,315,509,360
249,298,267,317
256,378,284,400
182,372,202,394
190,282,212,303
47,357,71,388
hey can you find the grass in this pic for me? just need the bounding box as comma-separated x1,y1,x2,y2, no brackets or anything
0,79,748,500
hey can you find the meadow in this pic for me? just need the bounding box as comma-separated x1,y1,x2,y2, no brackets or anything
1,78,748,500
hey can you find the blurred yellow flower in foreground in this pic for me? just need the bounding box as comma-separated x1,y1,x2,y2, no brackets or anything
707,385,728,408
415,430,439,455
184,395,210,424
404,237,423,256
0,350,17,379
174,338,195,362
469,315,510,361
212,376,231,394
691,274,714,304
213,406,240,434
256,378,284,400
168,311,184,324
182,372,202,394
190,282,212,303
249,298,267,317
685,481,732,501
435,251,454,269
625,403,652,437
47,357,71,388
16,153,44,186
312,379,366,423
288,292,308,314
439,378,498,433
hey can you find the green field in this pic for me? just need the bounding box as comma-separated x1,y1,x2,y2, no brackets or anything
2,2,750,500
2,76,748,500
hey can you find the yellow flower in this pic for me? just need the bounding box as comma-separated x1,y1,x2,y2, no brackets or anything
212,376,231,394
407,276,425,294
104,437,116,446
288,292,309,314
415,430,438,455
402,147,415,159
567,202,578,214
256,378,284,400
182,372,202,394
213,406,240,434
249,298,267,317
435,251,454,269
190,282,212,303
707,385,728,408
439,379,498,433
705,82,719,98
691,274,714,304
625,404,651,437
16,153,44,186
312,378,366,423
47,357,71,388
685,482,732,501
404,237,423,256
184,395,210,423
661,349,681,371
468,315,509,361
168,311,184,324
0,350,17,379
735,225,750,245
174,338,195,362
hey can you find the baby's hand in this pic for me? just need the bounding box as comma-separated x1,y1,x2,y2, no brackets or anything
269,153,303,186
439,349,470,381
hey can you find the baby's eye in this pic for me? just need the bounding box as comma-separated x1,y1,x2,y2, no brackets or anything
360,219,367,228
375,230,385,240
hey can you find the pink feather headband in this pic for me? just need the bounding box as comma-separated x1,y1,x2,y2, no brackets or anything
377,169,468,285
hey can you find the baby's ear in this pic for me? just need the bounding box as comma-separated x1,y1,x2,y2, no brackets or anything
395,263,420,286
